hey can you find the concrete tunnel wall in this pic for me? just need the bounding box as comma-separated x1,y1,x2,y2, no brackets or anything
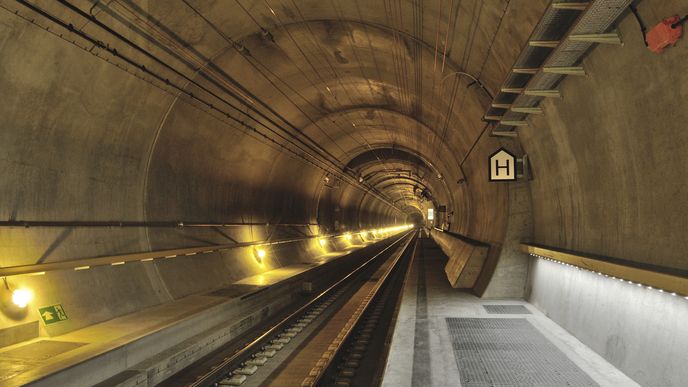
0,0,536,338
1,1,686,385
0,7,401,335
519,1,688,385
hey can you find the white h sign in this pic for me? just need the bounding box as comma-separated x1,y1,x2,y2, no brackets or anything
489,148,517,181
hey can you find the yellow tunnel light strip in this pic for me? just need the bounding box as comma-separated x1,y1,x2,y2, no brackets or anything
0,225,413,278
74,266,90,271
521,243,688,298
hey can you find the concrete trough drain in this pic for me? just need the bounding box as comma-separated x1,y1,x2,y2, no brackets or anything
482,305,532,314
445,318,599,386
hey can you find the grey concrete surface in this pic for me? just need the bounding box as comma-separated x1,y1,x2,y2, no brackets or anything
528,256,688,387
481,182,532,299
0,0,533,339
520,0,688,271
0,237,387,386
0,0,685,384
383,238,638,387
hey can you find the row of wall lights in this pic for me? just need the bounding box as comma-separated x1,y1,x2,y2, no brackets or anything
1,225,414,311
530,253,688,301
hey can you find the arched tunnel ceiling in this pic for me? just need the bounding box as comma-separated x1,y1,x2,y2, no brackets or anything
0,0,556,343
0,0,546,243
344,147,449,212
65,0,546,215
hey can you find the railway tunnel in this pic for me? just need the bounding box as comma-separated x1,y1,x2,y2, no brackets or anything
0,0,686,386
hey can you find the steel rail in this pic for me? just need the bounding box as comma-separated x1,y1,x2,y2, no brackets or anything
303,230,417,386
188,229,415,387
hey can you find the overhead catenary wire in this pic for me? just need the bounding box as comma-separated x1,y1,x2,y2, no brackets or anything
9,0,400,211
263,0,404,204
60,0,350,176
172,0,350,158
327,0,411,204
3,1,327,180
59,0,404,211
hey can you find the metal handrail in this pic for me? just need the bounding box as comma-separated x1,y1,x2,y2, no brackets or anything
0,228,393,278
0,220,318,228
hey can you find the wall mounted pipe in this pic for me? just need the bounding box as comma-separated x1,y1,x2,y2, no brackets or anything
0,227,408,278
0,220,318,228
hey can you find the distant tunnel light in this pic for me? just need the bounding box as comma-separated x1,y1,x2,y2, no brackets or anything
360,231,368,238
427,208,434,220
11,289,32,308
344,233,353,241
256,249,266,259
319,238,327,247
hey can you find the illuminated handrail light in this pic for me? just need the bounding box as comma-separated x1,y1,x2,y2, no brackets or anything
529,252,688,301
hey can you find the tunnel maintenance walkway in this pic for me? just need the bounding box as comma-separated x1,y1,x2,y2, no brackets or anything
0,239,379,386
382,236,638,387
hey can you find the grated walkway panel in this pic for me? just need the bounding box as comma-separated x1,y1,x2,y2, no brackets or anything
446,318,599,386
483,305,532,315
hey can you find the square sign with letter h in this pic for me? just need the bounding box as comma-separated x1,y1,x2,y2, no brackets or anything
489,148,517,182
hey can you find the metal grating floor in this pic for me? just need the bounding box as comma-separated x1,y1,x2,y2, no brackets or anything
446,318,599,386
483,305,532,315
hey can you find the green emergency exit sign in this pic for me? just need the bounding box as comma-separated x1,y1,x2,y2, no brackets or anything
38,304,68,325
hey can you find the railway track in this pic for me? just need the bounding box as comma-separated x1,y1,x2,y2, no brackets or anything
167,229,418,387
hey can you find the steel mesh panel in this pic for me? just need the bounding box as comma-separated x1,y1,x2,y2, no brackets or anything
532,9,581,41
513,46,539,69
512,95,543,108
502,111,526,121
573,0,634,34
505,73,534,88
547,44,591,66
483,305,532,315
446,318,599,386
493,93,517,105
488,0,634,125
529,72,564,90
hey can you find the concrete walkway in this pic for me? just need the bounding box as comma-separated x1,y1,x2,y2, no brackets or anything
382,237,638,387
0,247,359,386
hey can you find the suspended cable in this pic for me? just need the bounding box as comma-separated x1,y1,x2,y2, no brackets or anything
56,0,351,175
9,0,399,210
